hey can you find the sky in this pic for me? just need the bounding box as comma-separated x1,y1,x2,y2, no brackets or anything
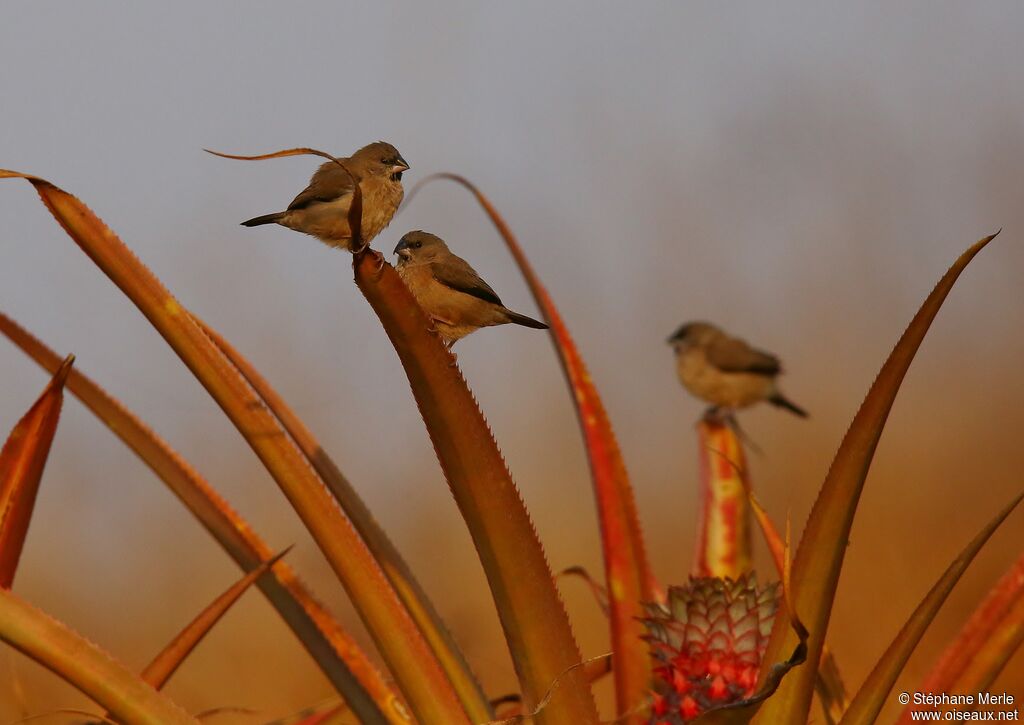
1,3,1023,721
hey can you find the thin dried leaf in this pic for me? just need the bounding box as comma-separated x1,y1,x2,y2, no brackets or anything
0,355,72,588
483,653,613,725
840,493,1023,725
0,171,467,724
556,565,609,616
354,249,599,724
406,173,654,721
0,311,403,724
0,588,196,723
206,147,366,251
754,232,998,724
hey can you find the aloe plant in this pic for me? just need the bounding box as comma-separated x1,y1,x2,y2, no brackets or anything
0,164,1019,725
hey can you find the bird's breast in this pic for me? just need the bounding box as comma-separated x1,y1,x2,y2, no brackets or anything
677,350,775,408
359,177,404,243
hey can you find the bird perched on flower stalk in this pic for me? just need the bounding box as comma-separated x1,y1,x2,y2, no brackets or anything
240,141,409,251
393,230,548,346
667,321,807,418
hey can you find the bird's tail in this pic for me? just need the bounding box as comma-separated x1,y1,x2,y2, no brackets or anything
769,393,808,418
241,212,285,227
505,310,549,330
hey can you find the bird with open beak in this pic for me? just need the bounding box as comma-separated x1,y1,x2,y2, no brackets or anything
240,141,409,251
393,231,549,347
667,321,807,418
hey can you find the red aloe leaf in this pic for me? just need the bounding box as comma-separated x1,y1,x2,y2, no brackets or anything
407,173,655,721
354,249,599,724
840,493,1023,725
897,552,1024,723
195,316,491,721
0,354,73,588
0,588,195,723
141,547,292,690
753,232,999,724
0,170,469,724
694,419,753,578
0,311,405,724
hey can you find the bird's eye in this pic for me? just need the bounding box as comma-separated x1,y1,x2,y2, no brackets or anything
413,241,422,249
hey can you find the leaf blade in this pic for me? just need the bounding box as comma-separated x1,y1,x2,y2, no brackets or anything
840,493,1023,725
1,171,469,724
0,355,73,588
354,250,599,724
140,547,292,689
0,588,196,724
0,310,404,724
195,317,492,721
408,173,655,721
753,232,999,724
896,551,1024,722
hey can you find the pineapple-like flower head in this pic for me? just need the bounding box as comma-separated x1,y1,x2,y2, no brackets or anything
641,573,779,724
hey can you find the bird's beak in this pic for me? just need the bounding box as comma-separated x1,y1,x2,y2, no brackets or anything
391,154,410,174
393,239,411,260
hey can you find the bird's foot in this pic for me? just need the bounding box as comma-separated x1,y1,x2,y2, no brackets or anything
444,338,460,366
702,406,729,424
724,413,764,457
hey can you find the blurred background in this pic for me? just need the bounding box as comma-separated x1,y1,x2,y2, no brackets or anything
1,3,1023,721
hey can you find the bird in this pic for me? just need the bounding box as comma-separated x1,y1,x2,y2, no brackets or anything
240,141,409,251
667,321,807,418
393,231,548,346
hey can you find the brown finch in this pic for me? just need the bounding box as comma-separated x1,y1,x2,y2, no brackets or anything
393,231,548,346
667,321,807,417
241,141,409,250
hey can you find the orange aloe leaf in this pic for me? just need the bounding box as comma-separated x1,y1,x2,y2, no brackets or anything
406,173,654,721
140,547,292,690
0,312,405,725
354,249,598,724
0,171,468,724
745,491,848,723
840,493,1023,725
195,316,491,721
694,419,753,578
0,588,196,723
0,355,73,588
753,232,999,724
896,552,1024,723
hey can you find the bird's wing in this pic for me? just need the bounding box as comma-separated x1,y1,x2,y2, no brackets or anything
287,161,357,210
706,336,781,374
430,256,504,306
